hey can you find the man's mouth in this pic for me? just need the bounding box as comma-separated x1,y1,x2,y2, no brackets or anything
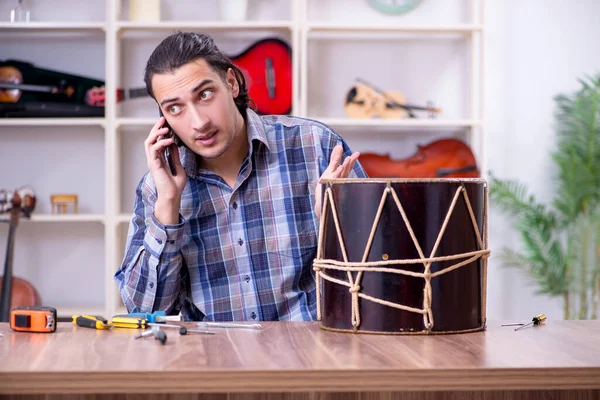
195,130,218,145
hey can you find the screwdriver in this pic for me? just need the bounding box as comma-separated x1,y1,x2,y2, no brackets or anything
147,323,215,336
514,314,547,331
72,315,112,330
196,322,262,330
114,311,181,323
110,316,148,329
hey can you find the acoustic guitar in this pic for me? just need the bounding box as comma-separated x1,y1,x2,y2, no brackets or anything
86,37,293,115
358,138,479,179
345,78,442,119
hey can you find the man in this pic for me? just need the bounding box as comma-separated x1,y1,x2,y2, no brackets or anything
115,32,367,322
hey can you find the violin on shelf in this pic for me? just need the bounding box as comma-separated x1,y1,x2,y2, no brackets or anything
0,59,105,106
0,66,76,103
358,138,479,179
344,78,442,119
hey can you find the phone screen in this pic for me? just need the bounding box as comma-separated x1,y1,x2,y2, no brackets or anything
159,108,177,175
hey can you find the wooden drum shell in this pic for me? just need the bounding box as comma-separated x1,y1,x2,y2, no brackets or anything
316,178,488,335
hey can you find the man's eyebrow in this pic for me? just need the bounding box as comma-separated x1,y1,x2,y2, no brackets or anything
159,79,214,106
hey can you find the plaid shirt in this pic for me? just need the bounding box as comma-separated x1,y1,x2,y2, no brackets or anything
115,109,366,321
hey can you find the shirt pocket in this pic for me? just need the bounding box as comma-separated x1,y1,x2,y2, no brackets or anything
271,225,318,260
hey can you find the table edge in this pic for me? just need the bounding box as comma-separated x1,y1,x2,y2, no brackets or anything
1,367,600,394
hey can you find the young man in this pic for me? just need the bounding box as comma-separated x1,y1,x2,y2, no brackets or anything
115,32,367,322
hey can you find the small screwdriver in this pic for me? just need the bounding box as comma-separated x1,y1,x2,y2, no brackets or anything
514,314,547,331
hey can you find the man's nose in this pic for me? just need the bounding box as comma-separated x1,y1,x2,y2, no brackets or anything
189,105,210,131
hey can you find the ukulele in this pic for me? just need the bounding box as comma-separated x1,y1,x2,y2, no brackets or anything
358,138,479,178
0,189,41,322
86,37,293,115
0,66,76,103
344,78,442,119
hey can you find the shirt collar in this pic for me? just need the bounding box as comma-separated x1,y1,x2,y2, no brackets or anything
181,108,271,179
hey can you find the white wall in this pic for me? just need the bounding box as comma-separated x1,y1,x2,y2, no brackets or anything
485,0,600,321
1,0,598,320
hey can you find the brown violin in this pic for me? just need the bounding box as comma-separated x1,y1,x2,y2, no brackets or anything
0,190,41,322
0,66,75,103
359,138,479,178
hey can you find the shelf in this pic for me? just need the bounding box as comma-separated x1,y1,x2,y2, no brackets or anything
307,23,483,35
318,118,481,128
116,20,293,32
117,118,156,127
0,22,106,32
0,118,105,127
117,214,132,224
0,214,105,223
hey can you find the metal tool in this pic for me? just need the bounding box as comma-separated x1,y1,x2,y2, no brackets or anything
501,322,524,327
134,326,167,345
147,323,215,336
196,322,262,330
148,322,185,330
515,314,547,331
179,327,215,335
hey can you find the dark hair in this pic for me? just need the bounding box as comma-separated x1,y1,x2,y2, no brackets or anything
143,31,251,116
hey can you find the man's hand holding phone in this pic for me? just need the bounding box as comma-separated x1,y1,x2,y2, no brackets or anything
144,116,187,225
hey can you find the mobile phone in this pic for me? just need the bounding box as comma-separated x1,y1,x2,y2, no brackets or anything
158,108,177,175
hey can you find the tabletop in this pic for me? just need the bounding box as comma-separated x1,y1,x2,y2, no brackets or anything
1,320,600,394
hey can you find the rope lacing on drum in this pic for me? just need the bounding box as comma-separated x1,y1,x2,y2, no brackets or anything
313,182,490,332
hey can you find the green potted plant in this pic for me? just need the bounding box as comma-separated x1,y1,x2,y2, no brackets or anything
489,74,600,320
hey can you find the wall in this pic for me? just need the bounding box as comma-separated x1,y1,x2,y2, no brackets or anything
485,0,600,320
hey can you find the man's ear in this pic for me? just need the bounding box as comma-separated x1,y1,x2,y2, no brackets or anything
226,68,240,98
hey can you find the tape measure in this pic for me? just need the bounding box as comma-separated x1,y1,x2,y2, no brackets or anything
10,306,57,333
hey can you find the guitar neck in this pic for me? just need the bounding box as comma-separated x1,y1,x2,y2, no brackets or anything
122,87,148,100
0,207,20,322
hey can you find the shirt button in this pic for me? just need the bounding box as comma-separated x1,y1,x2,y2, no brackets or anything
245,275,250,283
232,202,238,209
156,238,162,244
149,282,154,288
238,238,243,246
251,312,257,319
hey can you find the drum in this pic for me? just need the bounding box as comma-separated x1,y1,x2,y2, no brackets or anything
313,178,490,335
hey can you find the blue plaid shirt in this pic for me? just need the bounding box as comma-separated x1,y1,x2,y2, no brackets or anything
115,109,366,321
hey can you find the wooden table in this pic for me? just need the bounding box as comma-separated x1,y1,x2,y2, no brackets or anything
1,320,600,399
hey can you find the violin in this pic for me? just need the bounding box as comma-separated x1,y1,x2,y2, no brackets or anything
345,79,442,119
0,65,75,103
358,138,479,178
0,189,41,322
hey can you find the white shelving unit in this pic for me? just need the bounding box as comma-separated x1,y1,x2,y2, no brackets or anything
1,0,484,319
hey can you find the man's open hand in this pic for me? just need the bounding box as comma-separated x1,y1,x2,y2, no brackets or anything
314,145,360,219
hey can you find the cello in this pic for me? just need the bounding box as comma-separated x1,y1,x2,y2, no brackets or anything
358,138,479,178
0,190,41,322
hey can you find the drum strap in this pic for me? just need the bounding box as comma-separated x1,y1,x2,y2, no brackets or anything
314,183,490,332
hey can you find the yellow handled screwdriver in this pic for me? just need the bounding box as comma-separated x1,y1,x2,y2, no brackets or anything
72,315,112,330
110,316,148,329
514,314,547,331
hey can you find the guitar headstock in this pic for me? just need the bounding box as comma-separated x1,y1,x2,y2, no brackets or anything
85,87,125,107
